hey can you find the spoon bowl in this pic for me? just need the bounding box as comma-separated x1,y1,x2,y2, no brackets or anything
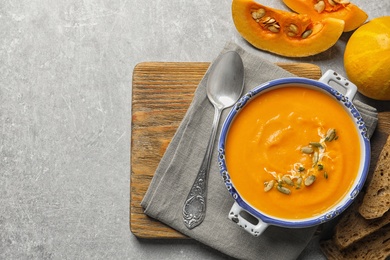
207,52,245,109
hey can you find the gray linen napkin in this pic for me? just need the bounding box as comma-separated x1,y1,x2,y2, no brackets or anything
141,41,378,260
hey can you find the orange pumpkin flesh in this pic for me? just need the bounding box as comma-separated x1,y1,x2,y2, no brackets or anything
283,0,367,32
232,0,345,57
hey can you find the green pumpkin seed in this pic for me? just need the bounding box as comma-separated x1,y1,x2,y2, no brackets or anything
296,177,303,189
309,142,323,148
301,146,314,154
277,185,291,195
282,176,294,186
312,151,319,166
304,175,316,186
325,128,336,142
264,180,275,192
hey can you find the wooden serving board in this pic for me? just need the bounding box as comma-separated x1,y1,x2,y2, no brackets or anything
130,62,390,239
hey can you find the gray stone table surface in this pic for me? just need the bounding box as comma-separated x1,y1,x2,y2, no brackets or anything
1,0,389,259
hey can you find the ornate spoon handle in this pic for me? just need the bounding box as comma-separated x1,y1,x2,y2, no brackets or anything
182,107,221,229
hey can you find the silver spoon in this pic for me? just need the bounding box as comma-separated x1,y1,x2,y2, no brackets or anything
182,51,245,229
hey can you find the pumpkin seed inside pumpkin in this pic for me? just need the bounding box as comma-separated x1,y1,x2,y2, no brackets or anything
268,25,280,33
302,29,313,39
251,8,266,20
314,1,325,13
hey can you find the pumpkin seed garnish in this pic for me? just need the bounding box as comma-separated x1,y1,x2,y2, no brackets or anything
301,146,314,154
304,175,316,186
277,185,291,195
263,128,338,194
282,175,294,186
309,142,323,148
325,128,336,142
324,171,328,179
312,151,319,166
264,180,275,192
296,177,303,189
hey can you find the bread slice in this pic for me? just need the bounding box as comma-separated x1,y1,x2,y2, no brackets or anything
334,198,390,249
320,224,390,260
359,135,390,219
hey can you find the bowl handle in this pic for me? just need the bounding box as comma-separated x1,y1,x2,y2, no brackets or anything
319,70,357,101
228,202,268,237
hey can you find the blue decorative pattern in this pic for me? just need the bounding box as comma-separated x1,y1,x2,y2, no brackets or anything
217,77,371,228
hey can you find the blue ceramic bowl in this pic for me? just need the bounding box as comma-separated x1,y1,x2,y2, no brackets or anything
217,70,370,236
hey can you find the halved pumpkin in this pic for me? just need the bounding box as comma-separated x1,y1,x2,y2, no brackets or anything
232,0,345,57
283,0,367,32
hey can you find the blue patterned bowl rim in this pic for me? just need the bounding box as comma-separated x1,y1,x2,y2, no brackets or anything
217,77,371,228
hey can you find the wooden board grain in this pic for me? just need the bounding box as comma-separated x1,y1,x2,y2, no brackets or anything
130,62,390,239
130,62,322,239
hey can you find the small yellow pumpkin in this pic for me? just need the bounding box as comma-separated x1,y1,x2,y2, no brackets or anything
282,0,367,32
232,0,345,57
344,16,390,100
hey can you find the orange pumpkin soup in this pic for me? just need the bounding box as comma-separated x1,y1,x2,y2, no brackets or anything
225,86,361,220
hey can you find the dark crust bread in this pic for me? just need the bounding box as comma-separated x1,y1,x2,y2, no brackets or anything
334,197,390,249
320,224,390,260
321,134,390,256
359,135,390,219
